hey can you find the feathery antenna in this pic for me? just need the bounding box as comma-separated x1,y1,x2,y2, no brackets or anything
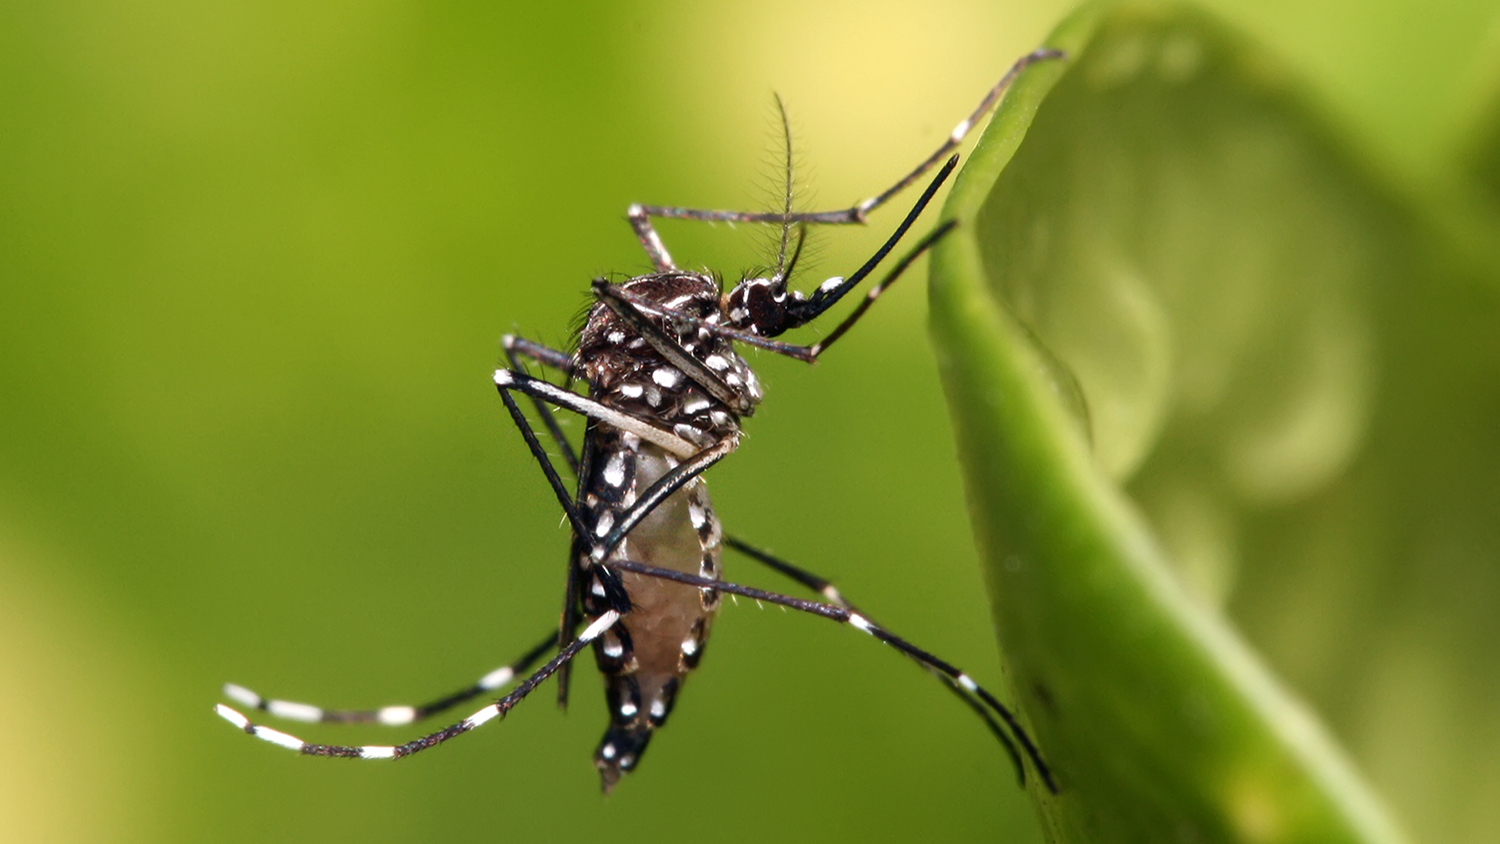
772,92,796,282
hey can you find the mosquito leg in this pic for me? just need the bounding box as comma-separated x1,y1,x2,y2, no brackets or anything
494,375,632,623
215,612,620,759
494,370,737,608
805,220,957,355
503,335,581,476
598,213,956,364
222,631,557,728
841,48,1063,220
603,560,1057,793
494,366,733,562
724,536,848,605
723,535,1025,785
492,369,739,580
496,383,596,543
494,366,739,694
494,369,698,459
493,366,711,550
555,544,583,710
495,337,589,704
589,434,740,563
628,48,1064,231
627,205,679,272
503,335,577,377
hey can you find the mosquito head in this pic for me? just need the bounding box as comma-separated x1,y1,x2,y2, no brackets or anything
725,212,814,338
725,276,807,338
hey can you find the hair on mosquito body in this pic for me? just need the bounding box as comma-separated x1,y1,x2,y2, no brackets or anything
216,47,1066,797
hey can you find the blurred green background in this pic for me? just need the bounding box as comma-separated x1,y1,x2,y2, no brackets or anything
2,1,1497,842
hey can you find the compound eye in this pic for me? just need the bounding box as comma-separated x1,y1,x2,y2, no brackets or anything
728,278,792,336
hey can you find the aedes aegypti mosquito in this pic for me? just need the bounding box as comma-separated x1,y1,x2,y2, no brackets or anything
217,47,1063,795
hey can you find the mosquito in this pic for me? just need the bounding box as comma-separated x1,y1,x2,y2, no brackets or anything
217,47,1064,795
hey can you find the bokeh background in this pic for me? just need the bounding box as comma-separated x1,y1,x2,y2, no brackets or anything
2,1,1498,842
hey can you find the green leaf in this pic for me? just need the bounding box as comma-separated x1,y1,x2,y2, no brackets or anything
930,3,1423,842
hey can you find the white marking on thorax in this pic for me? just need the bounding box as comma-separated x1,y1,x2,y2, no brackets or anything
652,367,682,388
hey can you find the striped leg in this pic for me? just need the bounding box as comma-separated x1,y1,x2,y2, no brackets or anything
495,368,699,557
723,537,1028,786
604,559,1057,793
493,353,739,701
597,215,957,365
625,48,1065,270
220,631,556,728
492,353,1046,787
496,338,586,705
494,367,738,568
215,612,620,759
502,335,581,476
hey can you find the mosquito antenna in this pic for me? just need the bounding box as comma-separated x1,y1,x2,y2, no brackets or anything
772,92,795,282
782,223,807,283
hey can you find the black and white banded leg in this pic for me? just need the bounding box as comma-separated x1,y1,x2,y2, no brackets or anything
603,560,1058,793
723,536,1030,787
216,612,621,759
493,367,737,568
625,48,1063,271
220,631,556,728
491,353,1046,785
602,204,957,366
503,334,583,476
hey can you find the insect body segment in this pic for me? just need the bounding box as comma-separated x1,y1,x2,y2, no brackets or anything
571,271,752,789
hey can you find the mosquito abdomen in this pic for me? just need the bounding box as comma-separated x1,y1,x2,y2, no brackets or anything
583,436,722,791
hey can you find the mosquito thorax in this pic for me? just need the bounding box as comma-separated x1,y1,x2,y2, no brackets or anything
577,271,764,442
